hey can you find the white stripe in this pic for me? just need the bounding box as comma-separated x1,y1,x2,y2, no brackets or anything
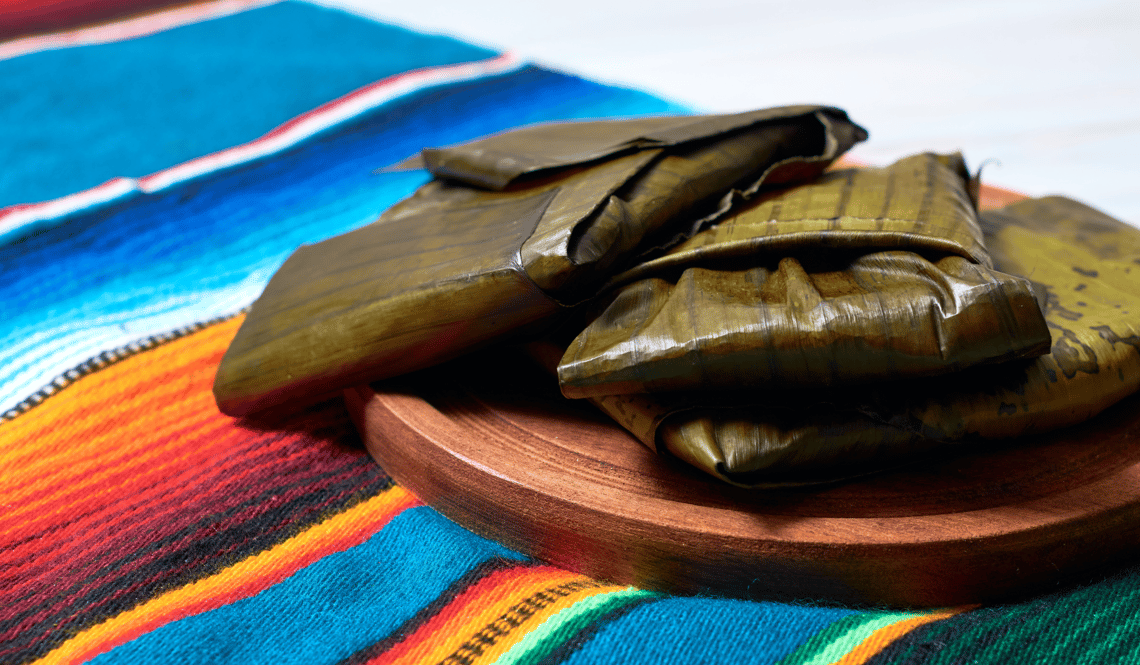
0,52,524,244
0,265,277,414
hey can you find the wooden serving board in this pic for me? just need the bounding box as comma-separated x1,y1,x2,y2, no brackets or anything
345,346,1140,608
345,180,1139,608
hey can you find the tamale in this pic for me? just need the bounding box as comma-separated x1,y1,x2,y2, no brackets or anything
213,106,867,416
578,196,1140,486
558,153,1052,398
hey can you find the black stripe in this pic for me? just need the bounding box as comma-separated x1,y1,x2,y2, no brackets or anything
441,579,610,665
336,557,537,665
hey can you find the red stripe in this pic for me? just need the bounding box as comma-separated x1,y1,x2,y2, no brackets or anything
1,427,364,596
0,0,195,41
0,406,235,539
0,446,376,644
7,461,375,646
3,423,279,570
0,411,360,577
0,489,419,664
246,52,517,147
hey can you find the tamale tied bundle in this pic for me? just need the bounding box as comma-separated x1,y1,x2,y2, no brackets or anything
213,106,867,416
558,153,1052,398
577,196,1140,486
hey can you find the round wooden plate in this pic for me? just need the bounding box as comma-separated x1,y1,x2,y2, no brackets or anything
345,347,1140,608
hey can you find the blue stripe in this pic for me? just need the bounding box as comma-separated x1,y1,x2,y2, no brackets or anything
90,506,526,664
0,1,497,209
563,596,855,665
0,65,685,411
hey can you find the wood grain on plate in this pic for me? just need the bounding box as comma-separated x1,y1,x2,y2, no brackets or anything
344,183,1140,607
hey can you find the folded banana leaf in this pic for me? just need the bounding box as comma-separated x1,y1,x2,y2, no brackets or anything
213,106,867,416
558,153,1052,398
574,195,1140,486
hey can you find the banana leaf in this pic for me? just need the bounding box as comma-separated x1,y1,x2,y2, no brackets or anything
558,153,1052,398
213,106,867,416
574,195,1140,486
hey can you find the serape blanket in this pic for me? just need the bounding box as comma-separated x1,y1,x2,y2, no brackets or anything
4,2,1140,663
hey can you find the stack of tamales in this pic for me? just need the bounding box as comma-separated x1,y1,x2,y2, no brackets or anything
213,107,1140,486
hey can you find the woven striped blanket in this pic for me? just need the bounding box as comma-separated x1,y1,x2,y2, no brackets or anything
4,2,1140,663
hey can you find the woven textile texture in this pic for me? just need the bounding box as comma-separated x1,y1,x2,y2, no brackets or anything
4,2,1140,663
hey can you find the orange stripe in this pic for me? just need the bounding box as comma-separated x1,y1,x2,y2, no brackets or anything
0,317,257,578
3,425,248,560
0,405,235,536
7,406,230,514
831,609,963,665
4,341,228,473
0,318,242,526
373,567,614,665
0,315,241,473
31,486,421,665
5,400,225,508
2,406,348,567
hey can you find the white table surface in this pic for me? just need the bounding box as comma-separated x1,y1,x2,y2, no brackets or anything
322,0,1140,226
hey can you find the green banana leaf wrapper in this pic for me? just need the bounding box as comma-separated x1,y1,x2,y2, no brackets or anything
213,106,867,416
558,153,1052,398
573,195,1140,486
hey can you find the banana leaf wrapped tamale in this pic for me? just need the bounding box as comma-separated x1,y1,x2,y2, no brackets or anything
213,106,867,416
572,195,1140,486
558,153,1052,398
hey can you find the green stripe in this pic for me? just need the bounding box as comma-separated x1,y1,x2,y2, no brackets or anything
493,587,656,665
778,611,926,665
934,578,1140,665
867,569,1140,665
1079,592,1140,664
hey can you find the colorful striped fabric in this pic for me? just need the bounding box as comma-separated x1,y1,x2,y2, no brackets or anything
4,2,1140,663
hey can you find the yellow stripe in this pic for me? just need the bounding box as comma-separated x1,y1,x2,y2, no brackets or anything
2,406,225,528
0,319,242,532
0,316,242,475
31,486,418,665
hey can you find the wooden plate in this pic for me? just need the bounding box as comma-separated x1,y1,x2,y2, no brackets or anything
345,347,1140,608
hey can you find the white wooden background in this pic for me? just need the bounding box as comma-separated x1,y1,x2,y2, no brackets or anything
323,0,1139,226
